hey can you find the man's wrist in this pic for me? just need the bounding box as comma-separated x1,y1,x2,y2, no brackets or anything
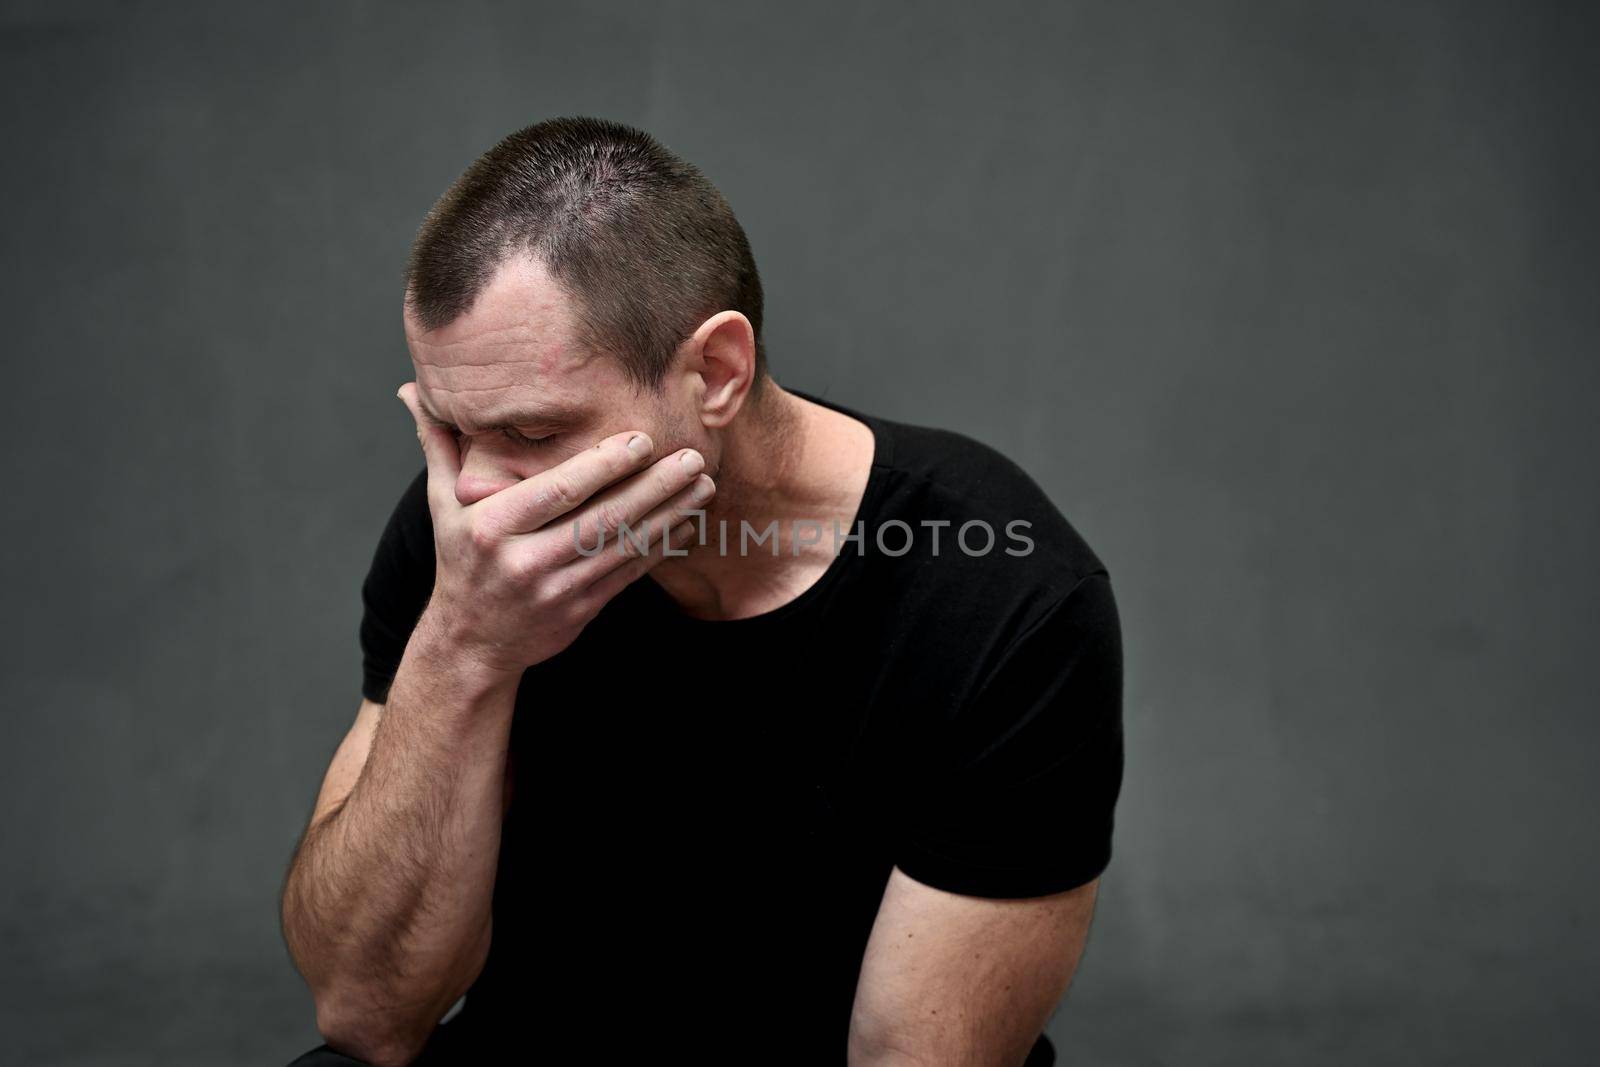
402,601,527,703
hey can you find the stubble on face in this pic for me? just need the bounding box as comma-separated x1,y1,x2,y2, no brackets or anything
402,253,722,500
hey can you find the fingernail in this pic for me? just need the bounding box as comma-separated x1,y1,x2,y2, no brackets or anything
692,474,714,502
679,449,703,473
627,434,650,459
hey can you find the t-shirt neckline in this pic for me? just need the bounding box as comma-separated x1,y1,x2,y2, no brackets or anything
637,387,892,628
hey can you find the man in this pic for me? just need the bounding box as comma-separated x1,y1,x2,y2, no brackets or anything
281,116,1124,1066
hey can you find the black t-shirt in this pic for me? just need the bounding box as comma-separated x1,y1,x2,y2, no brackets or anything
357,389,1124,1063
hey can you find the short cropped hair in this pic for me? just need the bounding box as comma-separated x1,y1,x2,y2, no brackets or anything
405,116,767,394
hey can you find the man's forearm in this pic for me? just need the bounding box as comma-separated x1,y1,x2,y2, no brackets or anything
282,607,520,1065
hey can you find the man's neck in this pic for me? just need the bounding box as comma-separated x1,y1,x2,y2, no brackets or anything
648,383,876,621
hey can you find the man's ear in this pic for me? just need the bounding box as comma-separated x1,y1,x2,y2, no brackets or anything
690,311,757,429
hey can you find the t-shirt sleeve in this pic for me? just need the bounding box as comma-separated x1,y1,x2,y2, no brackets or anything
891,570,1125,898
358,468,436,704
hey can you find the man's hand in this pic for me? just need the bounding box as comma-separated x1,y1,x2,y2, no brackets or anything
398,381,714,676
282,389,715,1066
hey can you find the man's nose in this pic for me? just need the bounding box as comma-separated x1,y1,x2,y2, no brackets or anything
454,439,523,507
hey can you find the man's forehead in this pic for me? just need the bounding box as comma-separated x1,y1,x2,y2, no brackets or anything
404,255,585,365
405,256,601,428
411,359,597,435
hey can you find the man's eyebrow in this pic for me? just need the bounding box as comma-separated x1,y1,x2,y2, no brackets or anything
414,394,452,427
453,405,588,435
477,407,586,432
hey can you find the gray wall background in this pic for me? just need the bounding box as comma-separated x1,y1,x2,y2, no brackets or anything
2,1,1594,1064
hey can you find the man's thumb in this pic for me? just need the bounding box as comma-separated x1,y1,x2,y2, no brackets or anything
395,381,462,505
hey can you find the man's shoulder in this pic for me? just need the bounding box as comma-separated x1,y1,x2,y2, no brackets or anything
372,466,434,566
358,466,435,704
819,400,1120,724
360,464,435,612
855,403,1109,591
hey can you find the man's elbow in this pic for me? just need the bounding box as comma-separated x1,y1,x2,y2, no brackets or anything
313,988,437,1067
846,1010,940,1067
848,1007,1045,1067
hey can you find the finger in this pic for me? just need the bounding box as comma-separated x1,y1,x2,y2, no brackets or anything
544,447,708,562
480,430,658,534
581,515,702,610
568,471,716,585
396,382,462,516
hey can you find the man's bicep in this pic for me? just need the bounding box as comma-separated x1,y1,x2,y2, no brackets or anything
308,698,384,831
310,466,438,834
850,867,1100,1065
307,694,516,829
891,570,1125,898
850,571,1122,1061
